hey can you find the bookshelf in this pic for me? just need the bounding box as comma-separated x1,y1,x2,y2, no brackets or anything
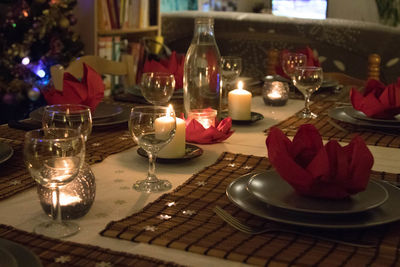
74,0,161,55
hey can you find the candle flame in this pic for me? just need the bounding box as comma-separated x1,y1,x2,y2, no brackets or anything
167,104,174,118
238,81,243,90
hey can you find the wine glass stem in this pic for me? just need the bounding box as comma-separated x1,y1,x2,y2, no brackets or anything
51,187,62,224
147,153,158,182
304,93,311,112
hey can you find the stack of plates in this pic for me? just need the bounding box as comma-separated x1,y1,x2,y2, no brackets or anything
227,171,400,229
30,102,131,127
328,106,400,130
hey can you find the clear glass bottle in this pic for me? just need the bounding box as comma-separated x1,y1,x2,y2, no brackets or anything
183,17,222,117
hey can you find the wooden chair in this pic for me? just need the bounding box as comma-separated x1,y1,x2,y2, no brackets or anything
265,48,381,88
50,55,136,91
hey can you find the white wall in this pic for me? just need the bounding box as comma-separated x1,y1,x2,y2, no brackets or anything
328,0,379,23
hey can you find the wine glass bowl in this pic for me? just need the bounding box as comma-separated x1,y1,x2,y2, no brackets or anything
292,66,323,119
42,104,92,141
24,128,85,238
129,105,176,192
140,72,176,106
281,53,308,79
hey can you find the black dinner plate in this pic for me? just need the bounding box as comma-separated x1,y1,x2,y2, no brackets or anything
220,111,264,125
137,144,203,163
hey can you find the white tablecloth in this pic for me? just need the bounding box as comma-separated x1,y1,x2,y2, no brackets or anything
1,96,400,267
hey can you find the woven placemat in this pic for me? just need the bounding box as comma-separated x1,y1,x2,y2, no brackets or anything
100,152,400,266
268,101,400,148
0,224,183,267
0,123,135,200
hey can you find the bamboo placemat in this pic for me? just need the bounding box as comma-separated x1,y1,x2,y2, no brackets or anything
100,152,400,266
269,101,400,148
0,224,183,267
0,123,135,201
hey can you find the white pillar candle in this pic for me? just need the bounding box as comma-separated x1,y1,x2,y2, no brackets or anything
154,108,176,140
228,81,252,120
158,118,186,158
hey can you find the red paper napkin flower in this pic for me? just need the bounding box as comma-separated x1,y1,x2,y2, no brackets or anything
43,63,104,112
275,46,320,79
185,117,234,144
350,78,400,119
266,124,374,199
141,51,184,89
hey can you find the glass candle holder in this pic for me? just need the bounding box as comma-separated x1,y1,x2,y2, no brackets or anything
38,163,96,220
262,77,289,106
188,108,217,129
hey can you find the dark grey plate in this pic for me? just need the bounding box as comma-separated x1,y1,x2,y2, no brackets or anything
221,111,264,125
247,171,388,215
137,144,203,163
328,107,400,129
227,173,400,229
0,142,13,164
343,106,400,124
30,103,131,128
0,238,42,267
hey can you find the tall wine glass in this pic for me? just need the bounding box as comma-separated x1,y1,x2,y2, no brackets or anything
140,72,176,106
292,66,323,119
129,105,176,192
281,53,307,79
24,128,85,238
221,56,242,110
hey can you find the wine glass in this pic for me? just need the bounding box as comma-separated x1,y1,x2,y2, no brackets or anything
140,72,176,106
24,128,85,238
281,52,307,79
221,56,242,110
129,105,176,192
42,104,92,141
292,66,323,119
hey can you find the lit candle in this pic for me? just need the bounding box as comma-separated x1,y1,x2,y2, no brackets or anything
228,81,252,120
158,118,186,158
188,109,217,129
155,105,176,140
267,90,282,100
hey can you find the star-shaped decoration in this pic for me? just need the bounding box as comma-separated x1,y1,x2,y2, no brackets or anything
114,178,124,183
119,136,129,141
114,200,127,205
195,181,207,186
9,180,21,186
144,225,157,232
166,201,176,207
224,157,234,161
119,186,130,190
54,255,71,263
243,165,253,170
228,163,236,167
158,214,172,220
96,262,113,267
91,142,101,147
182,210,196,216
95,213,108,218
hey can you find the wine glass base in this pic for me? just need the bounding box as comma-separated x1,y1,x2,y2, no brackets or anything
297,110,318,119
133,179,172,193
34,220,80,238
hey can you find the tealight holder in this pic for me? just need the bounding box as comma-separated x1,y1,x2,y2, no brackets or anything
38,163,96,220
262,77,289,106
188,108,217,129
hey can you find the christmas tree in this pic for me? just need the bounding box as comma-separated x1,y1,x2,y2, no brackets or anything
0,0,84,123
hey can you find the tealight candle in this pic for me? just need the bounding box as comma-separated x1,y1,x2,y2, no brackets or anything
228,81,252,120
262,79,289,106
188,109,217,129
158,118,186,158
155,105,176,140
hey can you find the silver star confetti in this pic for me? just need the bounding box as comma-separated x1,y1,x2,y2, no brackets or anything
91,142,101,147
228,163,236,167
196,181,207,186
158,214,172,220
144,225,157,232
55,255,71,263
243,165,253,170
182,210,196,216
166,201,176,207
9,180,21,186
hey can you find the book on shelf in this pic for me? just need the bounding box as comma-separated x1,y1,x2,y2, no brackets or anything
98,0,112,30
127,0,140,28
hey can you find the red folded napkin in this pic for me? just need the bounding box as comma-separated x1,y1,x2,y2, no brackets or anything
266,124,374,199
275,46,320,79
185,117,234,144
350,78,400,119
141,51,184,89
43,63,104,112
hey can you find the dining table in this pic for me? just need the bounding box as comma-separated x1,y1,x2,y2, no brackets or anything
1,82,400,267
